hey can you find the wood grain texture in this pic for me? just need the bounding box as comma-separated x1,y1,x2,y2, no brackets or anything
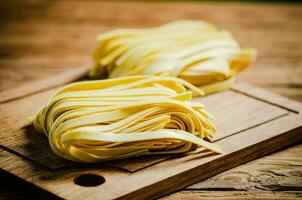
163,191,302,200
0,0,302,199
0,0,302,101
0,66,88,103
0,82,301,200
163,144,302,200
186,144,302,192
0,86,288,170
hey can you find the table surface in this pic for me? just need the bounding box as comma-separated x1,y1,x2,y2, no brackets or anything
0,0,301,199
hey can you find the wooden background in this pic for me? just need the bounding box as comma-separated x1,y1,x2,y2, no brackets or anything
0,0,301,199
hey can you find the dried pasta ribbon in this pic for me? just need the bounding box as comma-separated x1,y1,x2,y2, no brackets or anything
32,76,221,163
90,20,256,94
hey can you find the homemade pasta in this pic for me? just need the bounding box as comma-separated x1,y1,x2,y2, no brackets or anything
90,20,256,94
32,76,221,163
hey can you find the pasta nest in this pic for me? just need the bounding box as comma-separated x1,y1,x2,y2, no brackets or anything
32,76,221,163
90,20,256,94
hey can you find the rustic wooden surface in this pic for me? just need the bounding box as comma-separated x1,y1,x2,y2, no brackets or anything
0,0,302,199
164,144,302,200
0,82,301,199
0,84,289,169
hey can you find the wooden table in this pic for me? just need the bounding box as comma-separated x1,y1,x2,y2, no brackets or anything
0,1,301,199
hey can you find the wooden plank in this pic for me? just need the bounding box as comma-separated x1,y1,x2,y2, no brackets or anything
238,65,302,86
3,144,301,199
0,84,288,170
1,0,301,101
196,91,288,141
186,144,302,191
0,82,301,199
232,83,302,113
162,191,302,200
262,86,302,102
0,113,301,200
0,66,88,103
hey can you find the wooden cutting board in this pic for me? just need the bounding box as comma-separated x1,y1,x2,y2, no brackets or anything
0,77,301,199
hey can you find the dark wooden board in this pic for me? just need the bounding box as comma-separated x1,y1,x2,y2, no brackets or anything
0,81,301,200
0,84,287,171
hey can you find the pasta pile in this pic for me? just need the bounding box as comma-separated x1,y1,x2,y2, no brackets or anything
32,76,221,163
90,20,256,94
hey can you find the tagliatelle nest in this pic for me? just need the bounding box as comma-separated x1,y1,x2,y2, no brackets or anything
32,76,221,163
90,20,256,94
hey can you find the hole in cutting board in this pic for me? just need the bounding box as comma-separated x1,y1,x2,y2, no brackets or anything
74,174,105,187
